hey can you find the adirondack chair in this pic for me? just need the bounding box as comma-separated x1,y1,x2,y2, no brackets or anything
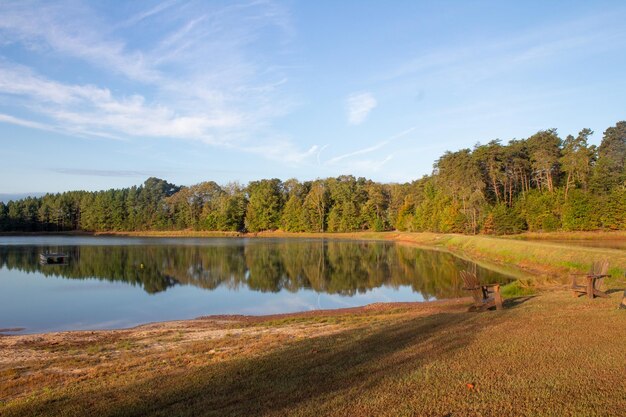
571,260,610,299
460,270,503,311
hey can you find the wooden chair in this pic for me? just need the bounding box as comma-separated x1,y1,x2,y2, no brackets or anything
460,270,503,311
571,260,610,299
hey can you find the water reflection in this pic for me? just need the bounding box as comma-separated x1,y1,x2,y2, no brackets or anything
0,239,506,299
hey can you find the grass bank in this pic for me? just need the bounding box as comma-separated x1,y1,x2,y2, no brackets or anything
383,232,626,283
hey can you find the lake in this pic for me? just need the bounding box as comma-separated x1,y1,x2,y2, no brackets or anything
0,236,513,334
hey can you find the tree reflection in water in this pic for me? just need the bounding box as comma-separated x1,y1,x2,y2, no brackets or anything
0,240,509,299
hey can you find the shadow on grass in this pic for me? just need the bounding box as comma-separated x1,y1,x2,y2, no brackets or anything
470,296,535,312
6,312,484,417
502,295,536,309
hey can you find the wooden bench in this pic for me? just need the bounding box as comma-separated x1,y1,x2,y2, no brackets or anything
460,270,503,311
571,260,610,299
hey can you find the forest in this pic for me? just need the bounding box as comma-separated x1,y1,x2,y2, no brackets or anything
1,121,625,235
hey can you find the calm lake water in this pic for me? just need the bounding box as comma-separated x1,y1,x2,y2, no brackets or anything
0,236,512,334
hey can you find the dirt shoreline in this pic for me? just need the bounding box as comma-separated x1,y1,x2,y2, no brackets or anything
0,298,470,371
0,298,471,338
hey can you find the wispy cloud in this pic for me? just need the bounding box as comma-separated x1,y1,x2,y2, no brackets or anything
50,168,154,177
321,127,417,178
0,2,160,82
0,0,313,160
346,155,394,173
240,140,322,164
0,61,241,143
118,0,180,29
377,9,626,88
346,92,377,125
327,127,415,164
0,113,60,133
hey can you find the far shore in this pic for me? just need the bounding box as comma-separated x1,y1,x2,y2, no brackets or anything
3,228,626,240
4,229,625,278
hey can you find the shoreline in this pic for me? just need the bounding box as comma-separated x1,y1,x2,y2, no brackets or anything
2,228,626,239
0,298,471,338
1,231,624,338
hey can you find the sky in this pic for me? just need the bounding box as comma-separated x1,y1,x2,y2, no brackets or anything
0,0,625,195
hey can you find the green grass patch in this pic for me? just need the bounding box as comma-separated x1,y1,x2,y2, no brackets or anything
500,280,536,298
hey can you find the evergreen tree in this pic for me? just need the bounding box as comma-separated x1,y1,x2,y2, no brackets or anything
591,121,626,193
560,129,594,197
527,129,561,193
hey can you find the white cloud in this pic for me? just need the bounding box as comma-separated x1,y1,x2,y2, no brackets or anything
327,127,415,164
0,62,242,143
0,0,314,161
0,2,160,83
241,140,321,164
377,10,626,89
346,92,377,125
118,0,179,29
0,113,59,133
348,155,394,172
316,127,415,178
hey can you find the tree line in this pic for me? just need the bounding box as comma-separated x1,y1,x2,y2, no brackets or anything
1,121,624,235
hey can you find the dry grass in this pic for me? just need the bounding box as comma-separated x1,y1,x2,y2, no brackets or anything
505,230,626,241
1,292,626,416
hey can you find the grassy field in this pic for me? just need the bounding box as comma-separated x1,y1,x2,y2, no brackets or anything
1,232,626,416
2,292,626,417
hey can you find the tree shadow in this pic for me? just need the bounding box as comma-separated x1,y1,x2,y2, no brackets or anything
502,295,536,309
13,311,484,417
468,295,536,312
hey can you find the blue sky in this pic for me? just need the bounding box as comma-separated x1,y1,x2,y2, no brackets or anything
1,0,625,194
